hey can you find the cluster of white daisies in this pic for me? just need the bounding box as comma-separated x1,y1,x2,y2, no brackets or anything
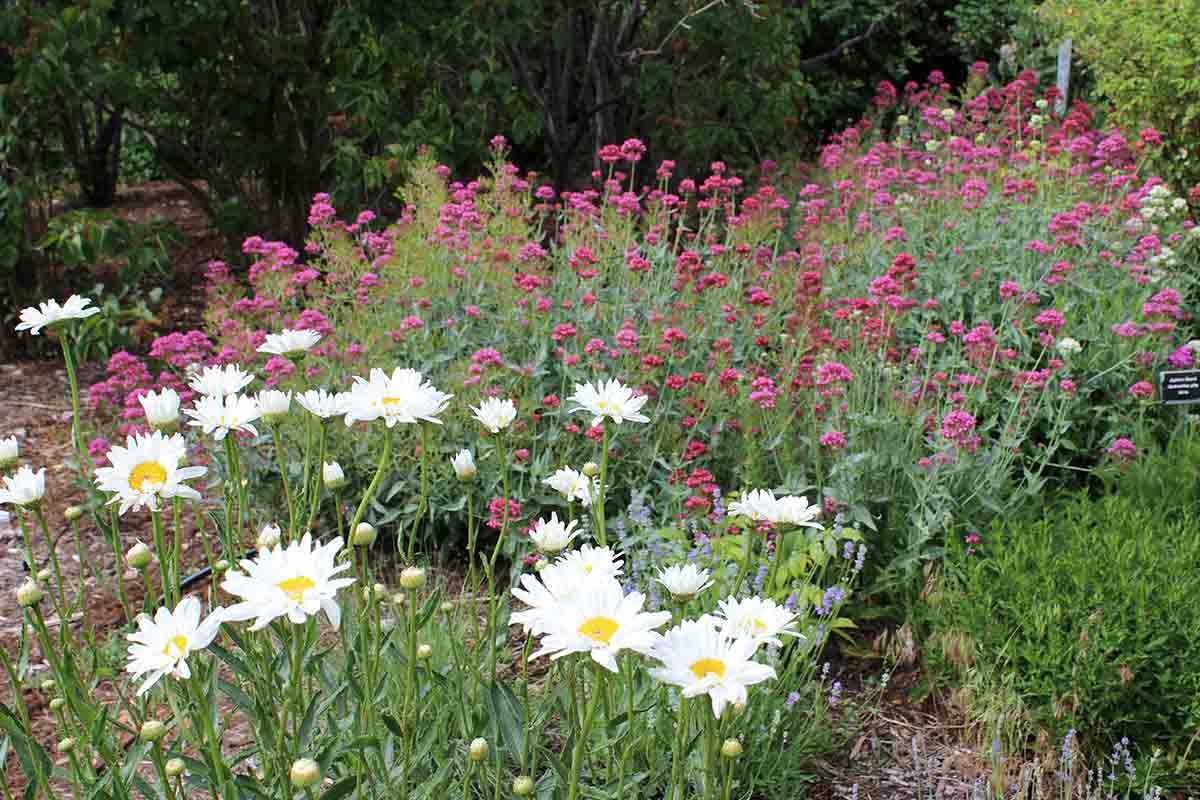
512,545,796,718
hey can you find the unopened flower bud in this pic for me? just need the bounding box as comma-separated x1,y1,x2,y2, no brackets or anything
36,568,51,582
534,558,548,572
469,737,489,762
49,698,66,711
450,449,476,482
290,757,321,788
440,601,454,613
391,593,406,606
140,720,166,743
126,541,153,570
399,567,426,590
416,643,432,660
165,757,185,779
582,461,600,477
57,738,75,754
896,114,910,127
40,679,55,691
214,559,230,574
721,738,743,759
16,579,43,608
352,522,377,546
513,775,535,796
322,461,346,489
256,523,281,550
64,505,84,522
373,582,386,596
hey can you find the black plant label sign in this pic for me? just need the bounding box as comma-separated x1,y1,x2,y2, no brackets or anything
1160,370,1200,405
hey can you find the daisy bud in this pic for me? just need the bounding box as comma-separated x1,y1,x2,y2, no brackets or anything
0,436,17,469
391,593,406,606
40,679,55,691
399,567,426,590
534,558,548,572
290,758,321,788
16,579,43,608
323,461,346,489
256,523,282,550
64,505,84,522
440,601,454,613
165,757,186,779
57,738,75,754
140,720,166,743
373,582,386,596
721,738,743,759
416,643,432,660
352,522,377,546
126,541,153,571
214,559,230,574
469,737,489,762
450,449,476,482
36,568,52,583
49,698,66,712
513,776,535,796
582,461,600,477
897,114,910,127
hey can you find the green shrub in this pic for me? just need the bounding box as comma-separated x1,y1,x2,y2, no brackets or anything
1039,0,1200,190
930,485,1200,784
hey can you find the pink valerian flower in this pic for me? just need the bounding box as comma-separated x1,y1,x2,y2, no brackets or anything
749,376,779,409
263,356,296,387
89,436,112,467
940,410,978,451
1128,381,1154,399
487,498,522,530
814,362,855,386
1033,309,1067,333
1168,346,1195,368
820,430,848,451
620,138,646,163
1106,438,1138,462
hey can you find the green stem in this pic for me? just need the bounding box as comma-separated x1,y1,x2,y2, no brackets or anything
596,426,610,546
151,508,172,606
671,696,691,800
272,425,298,539
407,424,431,562
59,335,86,468
566,666,605,800
305,423,329,533
109,508,132,622
349,426,393,536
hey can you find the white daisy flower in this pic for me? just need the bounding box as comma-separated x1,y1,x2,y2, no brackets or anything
707,595,799,648
774,494,823,529
528,513,580,555
185,393,262,440
470,397,517,433
257,328,321,357
0,465,45,507
220,533,354,630
139,388,181,430
296,389,350,419
94,432,207,515
450,449,476,481
543,467,597,507
726,489,781,522
0,436,18,469
15,295,100,335
555,544,624,584
342,367,452,428
649,617,776,718
655,564,713,601
567,379,650,427
256,390,291,419
188,364,255,398
322,461,346,489
527,578,670,672
125,596,224,696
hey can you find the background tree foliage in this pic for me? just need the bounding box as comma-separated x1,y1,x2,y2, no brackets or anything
0,0,1032,349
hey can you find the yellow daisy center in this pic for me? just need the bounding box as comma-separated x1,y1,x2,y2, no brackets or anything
753,618,768,632
583,564,594,573
163,634,188,657
276,576,316,602
578,616,620,644
129,461,168,492
691,658,727,679
382,396,403,406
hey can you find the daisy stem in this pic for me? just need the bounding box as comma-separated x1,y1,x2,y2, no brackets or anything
271,425,297,539
703,708,718,800
349,426,393,537
109,507,132,623
722,756,735,800
31,506,69,617
670,696,691,800
151,507,173,607
58,335,85,469
305,423,329,534
596,426,610,547
68,514,92,637
407,423,430,562
486,434,510,681
566,666,604,800
221,436,241,557
460,762,474,800
618,654,636,798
